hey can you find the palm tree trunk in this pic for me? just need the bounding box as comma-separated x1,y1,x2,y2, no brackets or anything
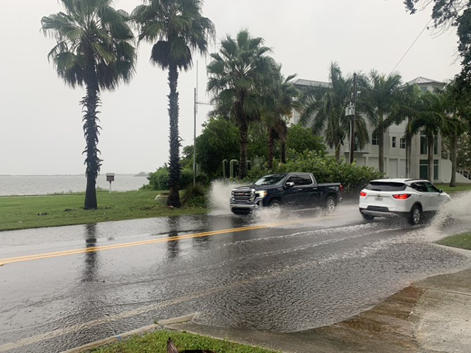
405,118,412,178
167,64,181,208
268,129,275,169
378,123,385,174
83,67,101,210
427,134,434,181
335,144,340,162
450,135,457,187
239,121,249,179
281,142,286,164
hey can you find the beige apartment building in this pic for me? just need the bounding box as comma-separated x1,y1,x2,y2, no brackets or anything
292,77,471,184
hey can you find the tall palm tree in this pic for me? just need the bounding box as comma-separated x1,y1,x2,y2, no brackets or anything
41,0,136,210
441,81,470,186
382,84,419,178
207,30,275,178
299,62,369,161
263,65,299,168
411,92,444,181
363,71,403,173
133,0,215,207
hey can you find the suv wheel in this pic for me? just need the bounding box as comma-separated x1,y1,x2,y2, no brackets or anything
408,204,422,225
361,213,374,222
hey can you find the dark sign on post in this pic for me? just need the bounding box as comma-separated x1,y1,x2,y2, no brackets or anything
106,173,115,192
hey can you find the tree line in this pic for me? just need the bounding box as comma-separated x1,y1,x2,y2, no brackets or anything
41,0,471,210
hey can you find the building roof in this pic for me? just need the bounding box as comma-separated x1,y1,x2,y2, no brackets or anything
407,76,443,85
293,79,331,89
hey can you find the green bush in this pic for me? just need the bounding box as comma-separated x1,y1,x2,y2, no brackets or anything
147,167,209,191
147,167,169,190
182,183,207,207
245,149,383,196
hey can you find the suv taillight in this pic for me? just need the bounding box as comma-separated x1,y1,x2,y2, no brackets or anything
392,194,411,200
360,191,367,197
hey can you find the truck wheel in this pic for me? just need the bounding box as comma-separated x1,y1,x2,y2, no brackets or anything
323,196,336,214
268,200,282,215
408,204,422,225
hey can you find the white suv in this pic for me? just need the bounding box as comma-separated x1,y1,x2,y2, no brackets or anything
359,179,451,225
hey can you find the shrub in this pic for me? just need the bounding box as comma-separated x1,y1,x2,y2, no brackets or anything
147,167,169,190
182,183,207,207
244,150,383,196
147,167,209,191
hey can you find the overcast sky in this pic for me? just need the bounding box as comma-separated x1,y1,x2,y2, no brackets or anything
0,0,461,175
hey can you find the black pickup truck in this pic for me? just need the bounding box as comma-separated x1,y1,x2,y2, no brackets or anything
230,172,343,215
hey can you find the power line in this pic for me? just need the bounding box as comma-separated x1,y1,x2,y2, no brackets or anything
390,18,433,75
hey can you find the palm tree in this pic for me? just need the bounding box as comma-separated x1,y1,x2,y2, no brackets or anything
207,30,275,178
299,62,369,161
441,81,470,186
383,84,419,178
263,65,299,168
41,0,136,210
133,0,215,207
411,92,444,181
363,71,403,173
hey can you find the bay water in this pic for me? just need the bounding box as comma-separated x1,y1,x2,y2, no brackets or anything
0,175,149,196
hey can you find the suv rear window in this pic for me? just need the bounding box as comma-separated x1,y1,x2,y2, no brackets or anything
365,182,407,192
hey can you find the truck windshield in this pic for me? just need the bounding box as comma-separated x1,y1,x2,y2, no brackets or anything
254,174,286,186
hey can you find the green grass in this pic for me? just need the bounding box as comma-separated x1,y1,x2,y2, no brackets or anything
92,330,278,353
437,232,471,250
0,190,207,231
435,184,471,193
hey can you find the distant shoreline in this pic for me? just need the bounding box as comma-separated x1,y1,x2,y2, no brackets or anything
0,174,139,177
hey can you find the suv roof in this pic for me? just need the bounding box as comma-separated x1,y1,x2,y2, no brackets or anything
369,178,431,185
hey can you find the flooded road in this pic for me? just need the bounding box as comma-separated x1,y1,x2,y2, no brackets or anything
1,192,471,352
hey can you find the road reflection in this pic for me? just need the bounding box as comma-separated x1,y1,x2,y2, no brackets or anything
83,223,98,283
167,217,180,259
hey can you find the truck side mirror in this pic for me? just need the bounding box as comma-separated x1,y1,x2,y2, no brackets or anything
285,181,295,188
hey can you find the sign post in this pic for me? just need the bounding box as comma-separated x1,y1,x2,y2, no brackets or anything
106,173,115,193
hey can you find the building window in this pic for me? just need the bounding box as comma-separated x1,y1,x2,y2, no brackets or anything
419,159,439,180
420,133,427,155
400,138,406,149
391,136,396,148
434,138,438,155
372,132,378,146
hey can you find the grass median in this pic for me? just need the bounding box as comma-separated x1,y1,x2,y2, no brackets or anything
0,189,207,231
91,330,278,353
437,232,471,250
435,184,471,193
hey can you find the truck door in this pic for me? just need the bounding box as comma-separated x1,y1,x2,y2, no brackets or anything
284,174,316,208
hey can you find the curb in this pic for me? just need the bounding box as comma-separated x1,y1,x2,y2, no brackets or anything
62,313,197,353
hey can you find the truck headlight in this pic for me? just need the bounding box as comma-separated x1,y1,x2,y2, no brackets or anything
256,190,267,198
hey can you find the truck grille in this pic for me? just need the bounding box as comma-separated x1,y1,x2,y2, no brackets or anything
232,190,254,203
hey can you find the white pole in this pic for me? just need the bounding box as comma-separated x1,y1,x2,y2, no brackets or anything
193,61,198,186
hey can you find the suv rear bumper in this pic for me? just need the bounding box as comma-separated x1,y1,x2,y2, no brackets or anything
360,207,407,218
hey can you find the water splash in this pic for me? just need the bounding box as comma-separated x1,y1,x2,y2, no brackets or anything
425,190,471,242
207,179,244,215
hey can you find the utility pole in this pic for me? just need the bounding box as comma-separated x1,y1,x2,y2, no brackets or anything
193,86,197,186
193,61,213,186
349,73,358,164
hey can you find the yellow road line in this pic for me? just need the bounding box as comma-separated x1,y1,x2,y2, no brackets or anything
0,217,332,266
0,237,334,353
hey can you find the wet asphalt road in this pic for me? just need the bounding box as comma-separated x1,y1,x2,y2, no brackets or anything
1,203,471,353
